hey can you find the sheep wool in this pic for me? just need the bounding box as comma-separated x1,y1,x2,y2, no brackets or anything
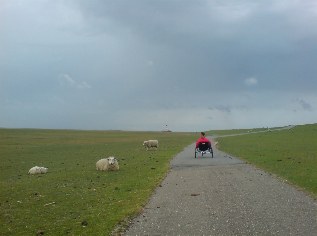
28,166,48,175
143,140,159,150
96,157,119,171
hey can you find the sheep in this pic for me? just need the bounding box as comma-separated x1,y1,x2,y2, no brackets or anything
143,139,159,151
96,156,119,171
28,166,48,175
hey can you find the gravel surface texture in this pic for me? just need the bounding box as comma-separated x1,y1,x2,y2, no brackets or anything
124,138,317,236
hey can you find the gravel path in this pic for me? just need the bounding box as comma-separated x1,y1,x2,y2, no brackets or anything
124,138,317,235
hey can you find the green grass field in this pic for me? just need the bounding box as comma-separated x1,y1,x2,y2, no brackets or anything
216,124,317,198
1,125,316,235
0,129,195,235
206,128,266,136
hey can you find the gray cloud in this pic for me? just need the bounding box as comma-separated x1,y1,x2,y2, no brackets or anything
58,74,91,89
297,99,313,111
1,0,317,131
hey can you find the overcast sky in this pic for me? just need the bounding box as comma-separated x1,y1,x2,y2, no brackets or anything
1,0,317,131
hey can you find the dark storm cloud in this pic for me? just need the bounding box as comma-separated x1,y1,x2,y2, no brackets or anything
72,0,317,93
1,0,317,131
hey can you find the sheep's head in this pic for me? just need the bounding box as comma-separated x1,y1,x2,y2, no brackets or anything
40,167,48,173
143,141,148,146
107,157,117,165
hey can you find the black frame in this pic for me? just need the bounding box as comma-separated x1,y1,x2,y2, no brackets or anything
195,142,213,158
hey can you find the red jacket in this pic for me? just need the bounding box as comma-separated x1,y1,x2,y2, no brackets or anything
196,137,212,148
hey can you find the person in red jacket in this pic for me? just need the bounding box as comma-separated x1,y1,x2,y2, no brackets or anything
196,132,212,149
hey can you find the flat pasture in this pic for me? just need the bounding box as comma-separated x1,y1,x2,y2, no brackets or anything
0,129,195,235
216,124,317,198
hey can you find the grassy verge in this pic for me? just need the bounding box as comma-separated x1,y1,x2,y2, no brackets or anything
216,124,317,198
0,129,195,235
206,127,269,136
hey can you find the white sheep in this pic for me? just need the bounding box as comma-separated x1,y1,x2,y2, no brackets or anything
96,156,119,171
143,140,159,151
28,166,48,175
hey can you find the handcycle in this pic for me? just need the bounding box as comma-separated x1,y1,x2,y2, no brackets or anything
195,142,213,158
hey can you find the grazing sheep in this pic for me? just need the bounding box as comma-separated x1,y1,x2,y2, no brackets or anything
28,166,48,175
143,140,159,151
96,156,119,171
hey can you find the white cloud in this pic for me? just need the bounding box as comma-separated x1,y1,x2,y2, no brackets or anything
147,60,154,67
244,77,258,86
59,74,91,89
211,3,255,23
